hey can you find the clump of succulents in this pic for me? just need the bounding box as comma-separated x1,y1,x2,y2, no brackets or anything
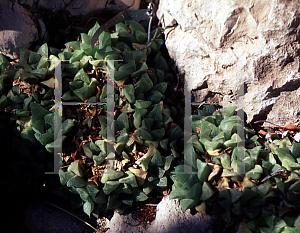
170,106,300,232
0,18,184,216
2,14,300,232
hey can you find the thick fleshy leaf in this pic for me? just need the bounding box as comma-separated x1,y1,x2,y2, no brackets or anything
117,111,129,131
133,108,147,128
93,152,106,165
237,221,252,233
83,197,94,217
150,150,164,166
132,188,148,202
131,62,147,78
68,160,84,177
119,174,138,187
123,84,135,103
30,102,50,122
128,168,148,186
65,41,81,51
59,169,75,185
197,159,211,182
20,71,39,84
146,104,162,121
128,20,146,33
246,165,263,180
80,33,91,44
140,128,153,141
152,82,167,94
134,100,152,109
147,91,163,104
69,49,84,63
45,135,66,153
107,195,122,210
180,198,200,212
186,182,202,199
73,83,90,101
101,170,124,183
291,142,300,159
28,51,41,64
135,73,153,94
98,31,111,49
115,22,129,32
169,183,190,199
103,181,120,194
118,30,136,44
200,182,215,201
66,175,85,188
230,189,243,203
88,22,100,37
276,148,295,162
61,119,74,135
74,68,90,83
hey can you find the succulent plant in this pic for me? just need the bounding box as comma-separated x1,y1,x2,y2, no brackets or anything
169,106,300,232
2,14,300,232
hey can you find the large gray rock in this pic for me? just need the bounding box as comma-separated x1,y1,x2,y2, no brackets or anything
157,0,300,126
23,197,221,233
106,196,219,233
1,0,141,59
147,196,218,233
17,0,141,16
0,0,39,59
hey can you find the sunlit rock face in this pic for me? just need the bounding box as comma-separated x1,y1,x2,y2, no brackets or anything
157,0,300,126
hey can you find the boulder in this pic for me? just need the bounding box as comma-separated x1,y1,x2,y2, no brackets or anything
157,0,300,126
22,198,220,233
0,0,141,59
105,196,219,233
17,0,141,16
147,196,219,233
0,0,39,59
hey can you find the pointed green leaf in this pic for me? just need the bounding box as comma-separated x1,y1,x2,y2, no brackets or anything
146,103,162,121
123,84,135,103
103,181,120,194
135,73,153,94
200,182,215,201
83,197,94,217
98,31,111,49
68,160,84,177
117,111,129,130
88,22,100,37
197,159,211,182
101,170,124,183
180,198,200,212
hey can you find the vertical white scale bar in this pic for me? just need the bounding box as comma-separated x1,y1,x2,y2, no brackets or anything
235,67,246,174
184,68,194,174
46,60,62,174
106,60,115,170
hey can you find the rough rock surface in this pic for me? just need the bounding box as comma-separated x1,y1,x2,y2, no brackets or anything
23,197,221,233
157,0,300,126
17,0,141,16
147,196,218,233
0,0,140,59
0,0,39,59
106,196,219,233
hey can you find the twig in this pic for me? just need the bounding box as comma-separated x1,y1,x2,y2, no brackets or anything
138,16,163,51
43,201,97,231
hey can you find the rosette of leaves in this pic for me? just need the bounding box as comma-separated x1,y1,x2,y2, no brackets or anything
169,106,300,232
55,20,183,216
0,48,76,203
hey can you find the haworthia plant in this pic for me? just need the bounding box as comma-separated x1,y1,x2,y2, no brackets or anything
1,16,300,232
